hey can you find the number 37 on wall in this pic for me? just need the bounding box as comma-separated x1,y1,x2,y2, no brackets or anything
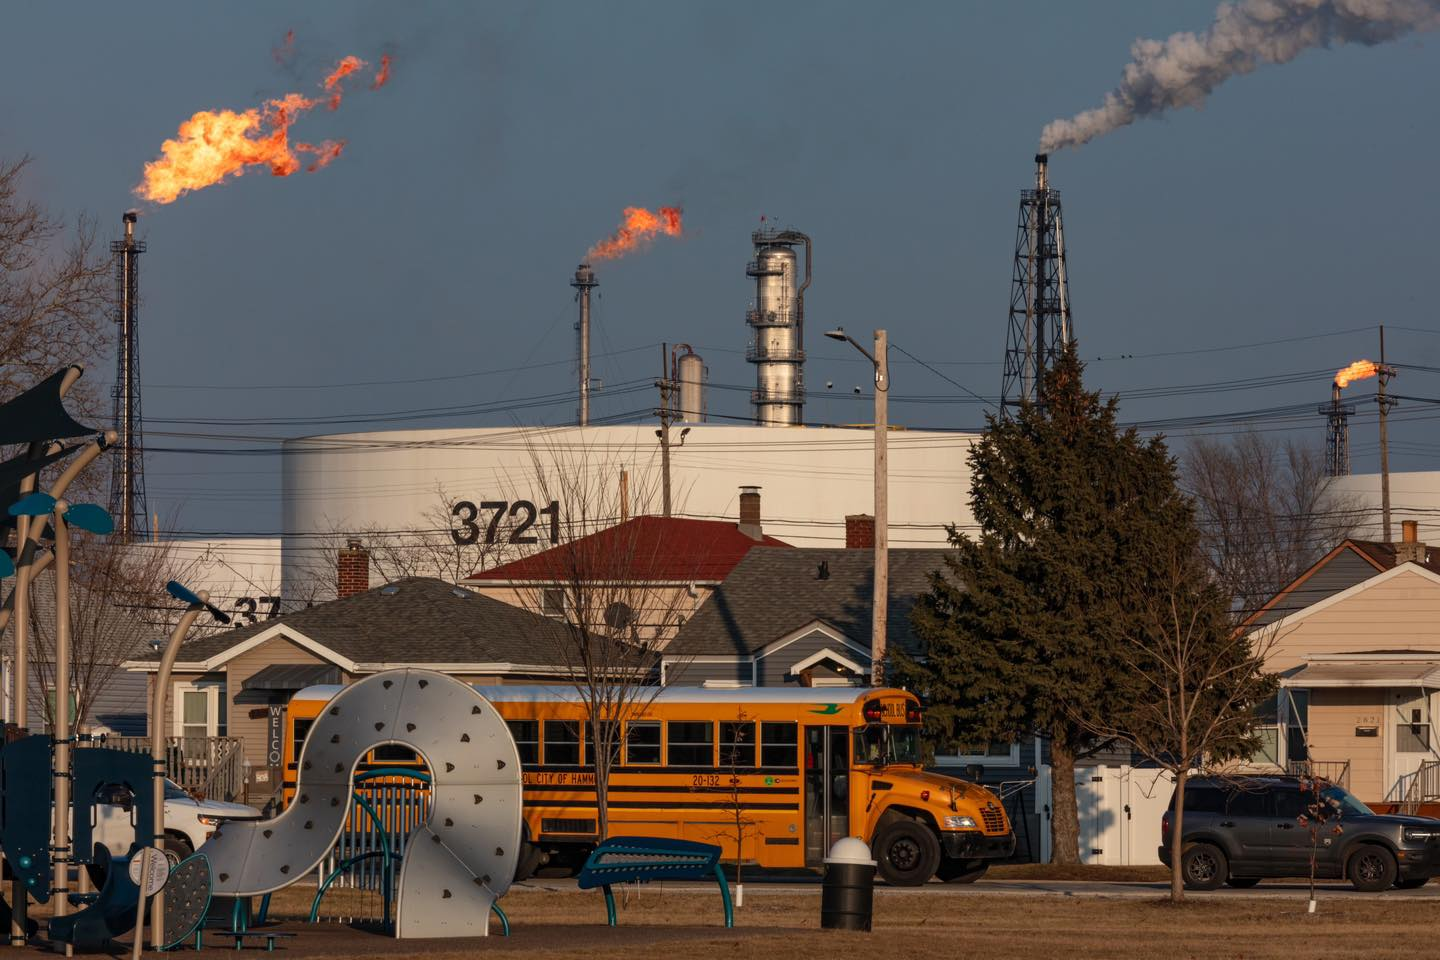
450,500,560,546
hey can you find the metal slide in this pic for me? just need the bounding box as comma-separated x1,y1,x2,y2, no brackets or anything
198,670,521,938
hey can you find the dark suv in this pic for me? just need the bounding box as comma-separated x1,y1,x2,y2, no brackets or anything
1159,776,1440,891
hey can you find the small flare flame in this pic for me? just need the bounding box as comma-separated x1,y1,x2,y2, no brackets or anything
373,54,392,90
1335,359,1380,389
587,206,683,261
273,29,295,65
323,55,367,110
135,52,392,205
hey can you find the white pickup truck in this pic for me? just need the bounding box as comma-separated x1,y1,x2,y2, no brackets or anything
89,779,263,865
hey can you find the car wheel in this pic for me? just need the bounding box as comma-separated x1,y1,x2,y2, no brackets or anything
1180,842,1227,891
163,835,194,868
1347,845,1397,892
1225,877,1261,888
1395,877,1429,890
936,858,988,884
874,819,941,886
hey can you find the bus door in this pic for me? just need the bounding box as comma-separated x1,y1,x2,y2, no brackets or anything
803,726,850,864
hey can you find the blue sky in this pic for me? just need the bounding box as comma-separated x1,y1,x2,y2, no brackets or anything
3,1,1438,533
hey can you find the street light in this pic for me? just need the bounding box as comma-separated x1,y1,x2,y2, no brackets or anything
824,327,890,686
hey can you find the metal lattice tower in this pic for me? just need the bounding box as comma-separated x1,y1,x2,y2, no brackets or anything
108,211,149,542
1001,153,1073,414
1320,384,1354,477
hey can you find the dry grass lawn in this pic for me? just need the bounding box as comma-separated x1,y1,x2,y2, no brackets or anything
263,886,1438,960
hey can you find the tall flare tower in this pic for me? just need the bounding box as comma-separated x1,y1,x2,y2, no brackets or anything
108,211,150,542
1001,153,1073,413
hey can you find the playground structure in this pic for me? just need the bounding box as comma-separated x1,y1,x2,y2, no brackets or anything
0,369,525,949
200,669,522,938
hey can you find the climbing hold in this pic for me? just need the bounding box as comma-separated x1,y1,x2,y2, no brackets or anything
330,797,340,807
432,835,441,844
334,762,344,773
445,762,455,773
471,705,482,715
406,723,416,733
280,865,290,875
418,678,429,689
300,794,310,804
496,759,506,770
495,847,503,857
329,706,340,716
383,680,394,689
303,761,311,771
375,722,385,732
474,795,483,804
304,821,314,830
460,733,470,743
442,890,452,899
330,734,340,744
263,829,273,839
445,818,454,827
219,873,229,883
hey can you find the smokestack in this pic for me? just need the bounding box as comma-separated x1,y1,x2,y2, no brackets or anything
738,486,763,541
845,514,875,549
1396,520,1428,567
337,539,370,599
107,211,150,543
1034,153,1048,191
746,228,811,427
571,264,598,427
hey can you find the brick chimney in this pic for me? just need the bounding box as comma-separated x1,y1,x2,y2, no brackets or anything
337,539,370,598
738,486,763,541
1395,520,1428,566
846,514,875,549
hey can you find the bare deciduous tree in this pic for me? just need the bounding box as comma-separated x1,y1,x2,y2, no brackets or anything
507,434,693,839
27,535,199,733
0,156,114,424
1186,432,1364,621
1071,545,1279,902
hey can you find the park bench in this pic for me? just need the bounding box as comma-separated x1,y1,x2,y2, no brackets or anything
218,931,296,951
576,837,732,928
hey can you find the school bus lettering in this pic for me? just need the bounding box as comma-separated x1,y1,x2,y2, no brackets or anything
280,684,1014,886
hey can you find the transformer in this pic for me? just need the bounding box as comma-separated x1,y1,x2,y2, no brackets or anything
745,228,811,426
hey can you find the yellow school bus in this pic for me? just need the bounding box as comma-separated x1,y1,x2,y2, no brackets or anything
283,684,1014,885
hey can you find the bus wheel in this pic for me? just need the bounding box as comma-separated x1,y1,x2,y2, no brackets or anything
514,841,546,882
874,820,940,886
936,858,988,884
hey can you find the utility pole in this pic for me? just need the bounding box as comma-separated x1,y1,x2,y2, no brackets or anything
1379,324,1396,543
656,344,675,518
872,329,889,686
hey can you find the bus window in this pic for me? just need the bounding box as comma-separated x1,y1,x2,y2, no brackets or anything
719,722,755,767
760,722,798,769
507,720,539,766
667,721,715,767
625,721,661,764
543,720,581,766
292,717,315,765
370,744,420,765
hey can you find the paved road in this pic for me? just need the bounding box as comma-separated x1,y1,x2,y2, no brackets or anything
515,876,1440,900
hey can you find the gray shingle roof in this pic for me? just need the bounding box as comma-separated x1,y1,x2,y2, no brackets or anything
666,548,950,658
131,577,577,668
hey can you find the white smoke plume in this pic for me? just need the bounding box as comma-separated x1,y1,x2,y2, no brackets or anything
1040,0,1440,152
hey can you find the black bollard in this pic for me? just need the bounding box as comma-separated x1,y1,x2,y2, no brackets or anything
820,837,875,932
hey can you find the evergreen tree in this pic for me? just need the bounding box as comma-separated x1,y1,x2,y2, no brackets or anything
894,346,1196,864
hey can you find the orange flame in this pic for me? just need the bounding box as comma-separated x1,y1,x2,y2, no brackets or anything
587,206,684,261
373,54,392,90
1335,359,1381,389
323,55,367,110
136,50,389,205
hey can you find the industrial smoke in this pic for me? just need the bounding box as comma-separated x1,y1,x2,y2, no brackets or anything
1040,0,1440,152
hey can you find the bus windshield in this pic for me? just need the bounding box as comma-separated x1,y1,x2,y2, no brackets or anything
853,724,922,766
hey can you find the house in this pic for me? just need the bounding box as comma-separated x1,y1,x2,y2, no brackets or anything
1247,521,1440,807
466,486,787,644
660,544,943,686
123,574,579,806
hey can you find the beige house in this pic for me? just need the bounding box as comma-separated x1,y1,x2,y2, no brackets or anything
1254,560,1440,806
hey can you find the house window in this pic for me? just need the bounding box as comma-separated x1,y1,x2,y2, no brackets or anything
939,742,1020,767
625,721,661,765
541,588,566,618
760,722,798,769
543,720,581,766
44,688,78,731
507,720,539,766
719,722,756,768
172,681,222,740
666,721,714,767
1398,709,1431,753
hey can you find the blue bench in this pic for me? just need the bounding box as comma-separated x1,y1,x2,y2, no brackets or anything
576,837,733,928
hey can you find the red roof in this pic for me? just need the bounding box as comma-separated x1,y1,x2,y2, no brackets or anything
466,516,788,584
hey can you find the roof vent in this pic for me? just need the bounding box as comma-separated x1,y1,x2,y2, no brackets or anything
817,560,829,580
451,588,470,599
380,585,400,596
